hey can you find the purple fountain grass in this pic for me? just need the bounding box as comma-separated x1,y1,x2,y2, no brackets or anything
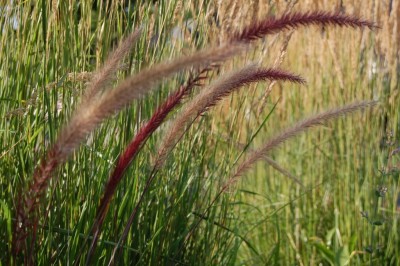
13,28,142,256
98,10,376,264
13,8,378,262
92,11,376,245
85,70,210,260
232,10,377,42
13,43,243,256
90,10,376,263
155,65,305,170
105,65,305,264
182,100,378,246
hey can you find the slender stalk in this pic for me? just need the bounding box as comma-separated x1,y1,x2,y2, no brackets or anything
370,195,379,266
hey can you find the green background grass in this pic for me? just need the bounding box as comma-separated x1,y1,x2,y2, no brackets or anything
1,0,399,265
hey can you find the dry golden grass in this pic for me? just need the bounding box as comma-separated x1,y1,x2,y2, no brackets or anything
200,0,398,142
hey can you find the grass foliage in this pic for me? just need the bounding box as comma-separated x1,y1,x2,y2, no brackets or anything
1,0,399,265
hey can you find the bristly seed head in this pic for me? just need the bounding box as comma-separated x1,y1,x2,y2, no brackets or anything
233,11,378,43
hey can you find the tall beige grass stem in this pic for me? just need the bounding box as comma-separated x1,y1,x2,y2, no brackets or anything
263,156,304,187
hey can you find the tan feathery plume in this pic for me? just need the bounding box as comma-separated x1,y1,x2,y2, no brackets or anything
83,27,143,101
13,43,243,256
229,100,378,185
56,44,244,161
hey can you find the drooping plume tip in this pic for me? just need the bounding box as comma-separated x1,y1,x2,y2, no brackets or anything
233,11,378,42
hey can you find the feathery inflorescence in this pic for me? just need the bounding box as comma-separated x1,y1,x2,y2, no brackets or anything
230,100,378,185
154,65,305,170
232,11,378,42
13,42,243,255
13,8,378,262
83,27,143,101
84,68,213,260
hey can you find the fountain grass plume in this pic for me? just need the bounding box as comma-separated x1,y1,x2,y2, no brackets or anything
232,10,378,42
155,65,305,170
83,27,143,101
230,100,378,187
13,42,243,256
86,81,195,259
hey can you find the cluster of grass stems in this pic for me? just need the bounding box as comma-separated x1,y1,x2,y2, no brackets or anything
2,1,399,265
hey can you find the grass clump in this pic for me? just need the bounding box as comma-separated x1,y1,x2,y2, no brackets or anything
1,1,398,265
